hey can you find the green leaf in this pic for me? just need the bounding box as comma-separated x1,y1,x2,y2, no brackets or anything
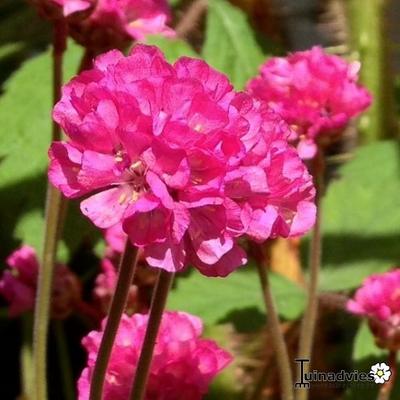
202,0,265,89
0,42,99,261
353,321,385,362
168,267,306,325
144,35,197,62
318,141,400,291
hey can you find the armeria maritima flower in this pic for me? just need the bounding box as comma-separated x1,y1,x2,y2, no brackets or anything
49,44,316,277
69,0,174,51
78,311,232,400
347,269,400,350
0,245,81,318
247,46,372,159
29,0,93,20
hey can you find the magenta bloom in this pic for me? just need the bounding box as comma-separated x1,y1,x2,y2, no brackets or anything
0,246,38,317
0,246,81,318
69,0,174,51
347,270,400,322
104,223,127,256
347,269,400,349
29,0,93,19
247,46,372,159
78,311,232,400
49,45,316,276
93,258,138,315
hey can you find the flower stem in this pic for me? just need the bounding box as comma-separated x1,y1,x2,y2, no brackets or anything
175,0,208,38
89,242,139,400
378,351,397,400
53,320,74,400
51,20,67,142
296,150,325,400
130,270,175,400
251,242,294,400
20,313,34,399
32,19,68,400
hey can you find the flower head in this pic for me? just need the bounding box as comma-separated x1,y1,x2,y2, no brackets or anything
0,246,38,317
69,0,174,51
347,269,400,350
247,46,372,158
78,311,232,400
29,0,93,20
49,44,316,277
0,245,81,318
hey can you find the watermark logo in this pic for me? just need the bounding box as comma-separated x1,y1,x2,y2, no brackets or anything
369,363,391,384
294,359,391,389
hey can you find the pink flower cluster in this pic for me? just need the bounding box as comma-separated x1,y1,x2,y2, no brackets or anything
30,0,173,50
247,46,372,159
69,0,174,51
49,45,316,277
29,0,92,19
78,311,232,400
0,246,81,318
347,269,400,350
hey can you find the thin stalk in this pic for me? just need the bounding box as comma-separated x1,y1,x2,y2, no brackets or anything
53,321,75,400
295,150,325,400
175,0,208,38
89,242,139,400
130,270,174,400
32,19,67,400
251,242,294,400
20,313,34,399
377,351,397,400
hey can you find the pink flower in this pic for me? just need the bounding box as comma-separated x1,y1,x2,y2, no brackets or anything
0,246,82,318
0,246,38,317
29,0,93,19
104,223,127,256
69,0,174,51
49,44,316,276
78,311,232,400
347,269,400,350
247,46,372,158
93,258,138,315
347,270,400,321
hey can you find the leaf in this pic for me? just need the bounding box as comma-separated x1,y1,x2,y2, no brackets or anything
144,35,197,62
202,0,265,89
317,141,400,291
0,42,99,261
353,321,385,362
168,267,306,325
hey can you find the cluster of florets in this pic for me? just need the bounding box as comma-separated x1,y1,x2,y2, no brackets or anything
78,311,232,400
347,269,400,350
0,246,81,319
247,46,372,158
30,0,174,51
49,44,316,277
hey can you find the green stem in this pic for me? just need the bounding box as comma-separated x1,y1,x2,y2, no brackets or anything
53,320,75,400
32,19,67,400
20,313,34,399
295,150,324,400
377,350,397,400
89,242,139,400
130,270,174,400
347,0,395,142
252,242,294,400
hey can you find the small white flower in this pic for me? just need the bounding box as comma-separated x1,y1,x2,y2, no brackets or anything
370,362,392,384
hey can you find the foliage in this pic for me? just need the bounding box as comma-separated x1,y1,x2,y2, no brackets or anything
316,141,400,291
0,42,100,262
202,0,265,89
